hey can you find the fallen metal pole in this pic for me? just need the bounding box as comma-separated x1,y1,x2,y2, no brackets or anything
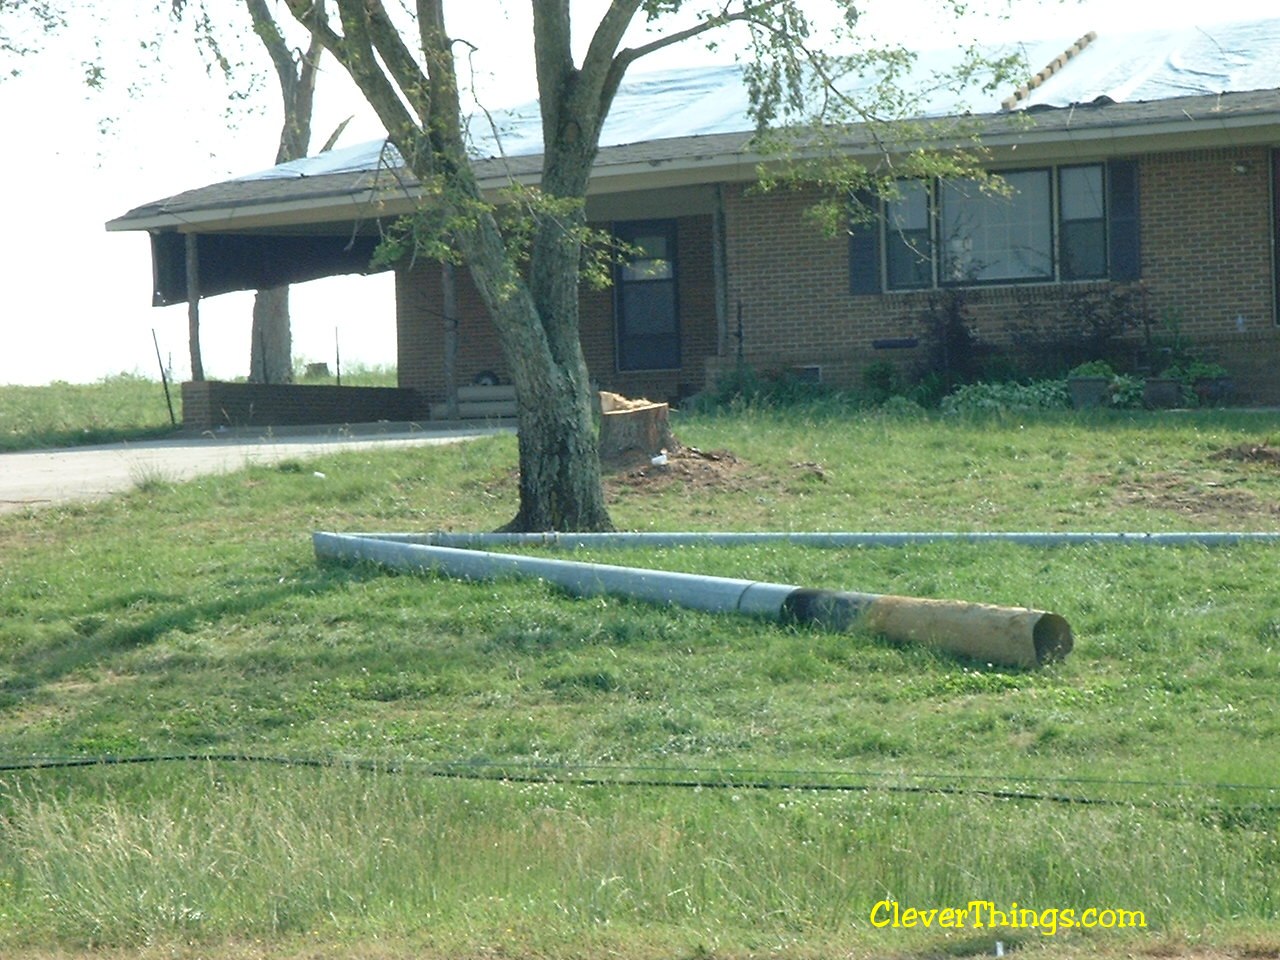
358,530,1280,550
313,532,1073,669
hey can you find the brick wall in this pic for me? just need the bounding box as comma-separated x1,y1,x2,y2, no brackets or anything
396,215,719,408
396,261,505,396
720,147,1280,402
181,381,423,432
1138,147,1278,401
392,149,1279,406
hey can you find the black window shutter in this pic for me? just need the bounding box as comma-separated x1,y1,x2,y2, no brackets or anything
848,189,882,295
1273,149,1280,324
1107,159,1141,281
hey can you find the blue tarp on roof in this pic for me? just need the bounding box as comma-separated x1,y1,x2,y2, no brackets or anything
236,16,1280,183
1016,18,1280,107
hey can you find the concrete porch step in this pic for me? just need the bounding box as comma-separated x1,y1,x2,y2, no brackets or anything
457,384,515,402
430,384,517,420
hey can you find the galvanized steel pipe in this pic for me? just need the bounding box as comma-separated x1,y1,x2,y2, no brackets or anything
383,531,1280,549
313,532,1073,669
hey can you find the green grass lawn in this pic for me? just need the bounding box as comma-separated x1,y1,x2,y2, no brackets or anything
0,374,182,451
0,366,397,451
1,399,1279,959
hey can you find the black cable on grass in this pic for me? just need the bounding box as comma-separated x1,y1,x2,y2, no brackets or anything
2,752,1279,814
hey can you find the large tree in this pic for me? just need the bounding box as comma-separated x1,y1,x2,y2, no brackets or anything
277,1,1010,531
244,0,324,385
7,0,1008,531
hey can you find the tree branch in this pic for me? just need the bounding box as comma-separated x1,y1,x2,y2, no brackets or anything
285,0,430,170
613,0,784,70
244,0,318,162
417,0,466,163
299,21,324,96
244,0,295,93
283,0,347,64
578,0,640,98
362,0,431,125
531,0,575,149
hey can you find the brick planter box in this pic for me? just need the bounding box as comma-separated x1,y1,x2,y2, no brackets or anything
181,381,424,432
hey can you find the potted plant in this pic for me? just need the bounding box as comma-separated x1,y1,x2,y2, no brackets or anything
1067,360,1114,409
1187,361,1232,406
1159,361,1233,407
1142,372,1182,409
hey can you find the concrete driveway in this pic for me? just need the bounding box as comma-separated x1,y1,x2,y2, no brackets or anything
0,423,511,514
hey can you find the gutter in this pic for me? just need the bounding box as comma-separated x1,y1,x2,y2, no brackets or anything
107,97,1280,234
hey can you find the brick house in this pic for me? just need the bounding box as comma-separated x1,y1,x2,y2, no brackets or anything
107,20,1280,427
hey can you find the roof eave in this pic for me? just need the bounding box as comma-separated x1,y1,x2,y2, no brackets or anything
105,104,1280,234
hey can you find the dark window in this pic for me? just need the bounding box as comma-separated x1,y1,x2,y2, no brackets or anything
1107,159,1141,282
1274,149,1280,325
615,220,680,371
940,170,1053,284
870,162,1127,293
885,180,933,289
848,190,882,295
1059,164,1107,280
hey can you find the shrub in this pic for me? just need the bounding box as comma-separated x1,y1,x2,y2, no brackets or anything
1068,360,1115,378
915,289,1001,395
940,379,1070,415
1108,374,1145,409
688,365,837,412
862,360,904,404
1147,361,1232,409
1008,285,1151,377
873,395,929,418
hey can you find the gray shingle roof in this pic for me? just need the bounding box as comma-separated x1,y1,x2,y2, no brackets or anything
107,86,1280,233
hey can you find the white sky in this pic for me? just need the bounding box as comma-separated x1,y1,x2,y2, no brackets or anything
1,0,1276,386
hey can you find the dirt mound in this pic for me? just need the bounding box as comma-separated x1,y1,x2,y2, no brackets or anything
605,445,751,493
1214,443,1280,466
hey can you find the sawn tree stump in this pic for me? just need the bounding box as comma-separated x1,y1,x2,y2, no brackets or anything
598,391,677,468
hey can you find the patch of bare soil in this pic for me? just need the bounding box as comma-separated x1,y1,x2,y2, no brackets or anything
1213,443,1280,466
1113,472,1280,523
1109,444,1280,524
605,445,755,495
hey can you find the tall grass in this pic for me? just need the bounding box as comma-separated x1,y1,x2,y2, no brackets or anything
0,365,399,452
0,374,180,451
2,404,1280,955
2,763,1274,951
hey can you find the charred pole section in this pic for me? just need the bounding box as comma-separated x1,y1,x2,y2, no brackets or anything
313,532,1072,669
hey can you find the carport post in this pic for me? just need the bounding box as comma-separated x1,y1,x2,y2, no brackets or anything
185,232,205,382
442,260,459,419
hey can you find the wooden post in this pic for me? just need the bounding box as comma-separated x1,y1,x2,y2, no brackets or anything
185,233,205,382
442,260,459,419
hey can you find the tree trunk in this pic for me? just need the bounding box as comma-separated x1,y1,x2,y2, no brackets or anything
440,261,459,419
249,286,293,383
245,0,319,384
456,214,613,532
598,392,675,467
504,358,612,532
282,0,615,531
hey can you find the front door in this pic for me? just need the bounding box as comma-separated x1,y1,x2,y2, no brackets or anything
615,220,680,372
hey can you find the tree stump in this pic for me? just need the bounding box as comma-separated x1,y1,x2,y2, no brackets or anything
598,391,677,468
